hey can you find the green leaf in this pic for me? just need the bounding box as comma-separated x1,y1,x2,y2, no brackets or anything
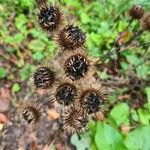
126,54,141,66
109,103,129,126
19,64,35,81
137,108,150,125
97,70,109,80
5,33,24,45
120,61,128,71
19,0,33,8
12,83,20,93
145,87,150,111
136,65,149,79
28,40,46,51
0,67,6,78
130,109,139,122
125,126,150,150
95,122,126,150
71,133,90,150
32,51,44,61
15,14,27,32
80,12,90,24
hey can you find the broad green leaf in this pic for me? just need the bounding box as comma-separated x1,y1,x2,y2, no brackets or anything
0,67,6,78
95,122,126,150
110,103,129,126
71,133,90,150
28,40,46,51
126,54,141,66
125,126,150,150
12,83,20,93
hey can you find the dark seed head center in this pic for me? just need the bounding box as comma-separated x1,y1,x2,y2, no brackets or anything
65,54,89,80
66,25,86,44
39,7,56,23
82,90,102,114
56,83,76,105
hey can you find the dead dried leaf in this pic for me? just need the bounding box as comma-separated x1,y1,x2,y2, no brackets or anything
47,109,59,120
0,113,8,123
94,111,105,121
0,87,10,99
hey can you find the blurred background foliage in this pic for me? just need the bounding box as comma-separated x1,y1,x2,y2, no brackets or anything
0,0,150,150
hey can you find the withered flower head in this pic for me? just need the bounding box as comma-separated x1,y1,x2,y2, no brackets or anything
141,14,150,31
64,53,90,80
128,5,144,20
61,106,88,134
37,1,62,32
19,102,41,125
33,66,55,89
57,25,86,50
79,84,107,114
81,89,103,114
52,82,77,106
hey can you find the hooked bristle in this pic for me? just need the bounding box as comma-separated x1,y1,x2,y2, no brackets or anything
61,106,88,134
36,0,48,8
18,102,41,126
33,66,55,89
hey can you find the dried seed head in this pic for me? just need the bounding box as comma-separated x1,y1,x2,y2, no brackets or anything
51,79,77,107
128,5,144,20
141,14,150,31
61,106,88,134
37,2,62,32
18,102,41,126
79,83,107,114
57,25,86,50
81,90,103,114
55,83,77,105
64,53,90,80
33,66,55,89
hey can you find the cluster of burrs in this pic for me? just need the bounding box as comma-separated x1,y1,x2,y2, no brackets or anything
18,0,108,135
18,2,150,135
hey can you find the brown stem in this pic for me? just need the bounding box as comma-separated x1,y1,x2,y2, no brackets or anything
102,29,144,60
